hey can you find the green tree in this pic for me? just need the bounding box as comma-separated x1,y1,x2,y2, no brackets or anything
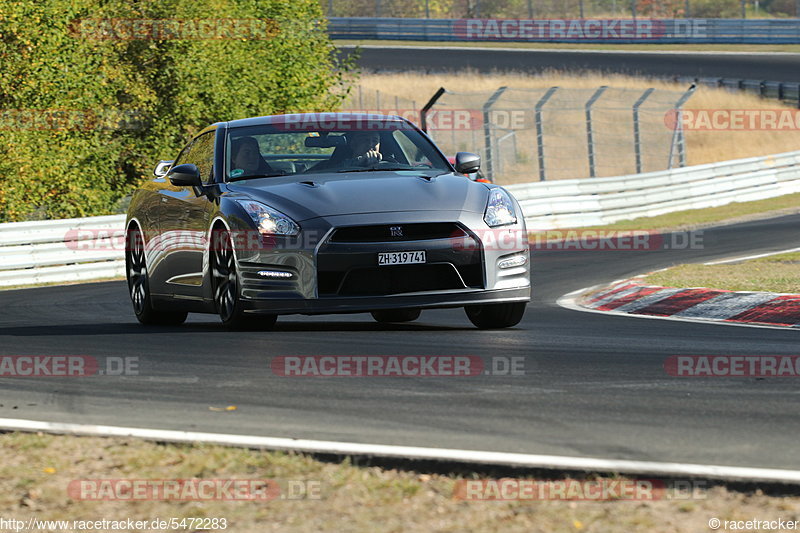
0,0,353,222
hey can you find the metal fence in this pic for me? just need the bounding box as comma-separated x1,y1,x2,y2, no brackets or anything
342,85,696,184
328,17,800,44
323,1,800,19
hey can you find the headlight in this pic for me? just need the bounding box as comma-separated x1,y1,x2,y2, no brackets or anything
239,200,300,236
484,188,518,227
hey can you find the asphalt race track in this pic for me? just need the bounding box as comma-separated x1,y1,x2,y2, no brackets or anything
339,45,800,81
0,214,798,471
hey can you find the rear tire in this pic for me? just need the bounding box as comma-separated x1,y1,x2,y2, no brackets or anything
211,229,277,331
371,308,421,323
126,227,187,326
465,302,526,329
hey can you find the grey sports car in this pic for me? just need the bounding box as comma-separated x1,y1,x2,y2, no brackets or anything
125,113,530,329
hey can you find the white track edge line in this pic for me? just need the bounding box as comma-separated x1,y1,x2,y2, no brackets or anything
338,44,800,56
558,285,799,332
704,246,800,265
1,417,800,483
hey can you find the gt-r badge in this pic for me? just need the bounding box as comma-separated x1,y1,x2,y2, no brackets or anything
389,226,404,238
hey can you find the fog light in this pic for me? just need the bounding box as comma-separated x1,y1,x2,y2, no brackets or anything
257,270,293,279
498,254,527,269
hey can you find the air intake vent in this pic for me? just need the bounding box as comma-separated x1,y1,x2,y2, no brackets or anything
329,223,466,243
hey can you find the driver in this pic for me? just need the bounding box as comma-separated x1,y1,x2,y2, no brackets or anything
230,136,273,176
343,132,383,167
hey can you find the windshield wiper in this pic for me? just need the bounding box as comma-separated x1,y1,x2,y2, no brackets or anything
227,173,287,182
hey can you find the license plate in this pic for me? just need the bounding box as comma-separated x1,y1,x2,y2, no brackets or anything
378,251,426,266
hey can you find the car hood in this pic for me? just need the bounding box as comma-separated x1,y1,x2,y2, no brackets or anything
227,171,489,221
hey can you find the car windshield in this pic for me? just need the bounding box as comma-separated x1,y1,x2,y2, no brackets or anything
225,117,452,181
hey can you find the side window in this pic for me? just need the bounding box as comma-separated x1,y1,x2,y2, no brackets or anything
182,132,216,184
172,140,193,168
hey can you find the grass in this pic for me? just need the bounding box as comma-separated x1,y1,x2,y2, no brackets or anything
547,192,800,233
3,431,800,532
353,71,800,184
339,39,800,53
645,252,800,293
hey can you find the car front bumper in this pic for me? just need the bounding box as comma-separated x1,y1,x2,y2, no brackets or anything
240,285,530,316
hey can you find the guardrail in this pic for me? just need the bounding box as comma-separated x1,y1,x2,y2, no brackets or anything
506,150,800,229
675,76,800,109
329,17,800,44
2,150,800,287
0,215,125,288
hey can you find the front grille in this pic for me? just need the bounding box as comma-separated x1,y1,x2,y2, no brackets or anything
329,223,467,243
335,264,466,296
316,221,484,297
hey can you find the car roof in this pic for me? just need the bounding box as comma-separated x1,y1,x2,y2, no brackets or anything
225,112,411,129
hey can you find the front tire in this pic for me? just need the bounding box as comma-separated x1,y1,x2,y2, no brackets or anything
126,227,187,326
211,229,277,331
371,308,421,323
465,302,526,329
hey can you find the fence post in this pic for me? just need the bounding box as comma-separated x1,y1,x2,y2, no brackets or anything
482,86,508,182
632,88,655,174
535,87,559,182
420,87,446,133
668,84,697,169
527,0,533,18
425,0,430,18
631,0,637,20
585,86,608,178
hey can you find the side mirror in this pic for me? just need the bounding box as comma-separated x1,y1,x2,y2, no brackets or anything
154,160,174,178
168,163,202,187
455,152,481,174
